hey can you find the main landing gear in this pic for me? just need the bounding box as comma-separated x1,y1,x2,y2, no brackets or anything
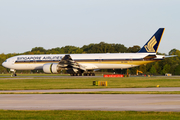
70,73,83,76
83,73,95,76
70,72,95,76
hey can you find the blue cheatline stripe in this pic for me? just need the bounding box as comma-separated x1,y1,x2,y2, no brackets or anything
14,58,163,63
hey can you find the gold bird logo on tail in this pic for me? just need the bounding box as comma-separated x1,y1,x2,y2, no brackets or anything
144,36,157,52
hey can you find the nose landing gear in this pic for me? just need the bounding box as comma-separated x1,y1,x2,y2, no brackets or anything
10,69,17,77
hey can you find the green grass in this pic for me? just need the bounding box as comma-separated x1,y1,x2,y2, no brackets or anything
0,76,180,90
0,110,179,120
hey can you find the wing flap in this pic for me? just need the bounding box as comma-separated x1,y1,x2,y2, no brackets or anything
58,55,86,72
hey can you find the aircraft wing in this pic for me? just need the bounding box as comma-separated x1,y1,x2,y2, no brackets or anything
58,55,86,72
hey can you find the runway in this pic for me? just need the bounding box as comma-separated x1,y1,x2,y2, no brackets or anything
1,87,180,93
0,94,180,111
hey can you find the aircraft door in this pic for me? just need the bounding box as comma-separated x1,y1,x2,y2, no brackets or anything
12,58,15,65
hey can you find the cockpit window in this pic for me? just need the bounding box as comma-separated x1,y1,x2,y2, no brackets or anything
4,60,7,62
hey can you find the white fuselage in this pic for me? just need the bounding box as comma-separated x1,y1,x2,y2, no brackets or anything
2,28,166,73
2,53,164,71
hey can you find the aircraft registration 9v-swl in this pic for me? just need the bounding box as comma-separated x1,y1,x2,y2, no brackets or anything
2,28,171,76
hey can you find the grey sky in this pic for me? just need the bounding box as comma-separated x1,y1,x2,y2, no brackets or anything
0,0,180,54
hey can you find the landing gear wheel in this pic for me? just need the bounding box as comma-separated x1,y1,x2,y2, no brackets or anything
83,73,95,76
11,73,17,77
79,73,82,76
10,69,17,77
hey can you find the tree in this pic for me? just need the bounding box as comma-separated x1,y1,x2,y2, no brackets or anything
0,57,7,73
31,47,46,53
113,44,127,53
82,42,127,53
169,48,178,55
154,62,160,74
127,45,141,53
174,64,180,75
150,66,156,74
161,64,171,74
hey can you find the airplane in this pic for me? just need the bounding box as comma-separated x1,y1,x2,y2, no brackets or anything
2,28,169,76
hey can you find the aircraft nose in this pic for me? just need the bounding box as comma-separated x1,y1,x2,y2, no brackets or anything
2,62,6,67
2,61,8,68
2,59,12,69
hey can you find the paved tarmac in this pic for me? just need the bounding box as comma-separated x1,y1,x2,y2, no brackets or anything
0,87,180,93
0,94,180,111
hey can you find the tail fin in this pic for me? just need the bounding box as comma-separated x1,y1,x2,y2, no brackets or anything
138,28,165,53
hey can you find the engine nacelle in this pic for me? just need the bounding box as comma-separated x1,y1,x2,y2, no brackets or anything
43,63,59,74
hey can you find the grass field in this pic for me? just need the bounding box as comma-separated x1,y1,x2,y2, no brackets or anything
0,110,179,120
0,75,180,90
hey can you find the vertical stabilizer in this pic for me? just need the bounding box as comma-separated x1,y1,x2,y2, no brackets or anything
138,28,165,53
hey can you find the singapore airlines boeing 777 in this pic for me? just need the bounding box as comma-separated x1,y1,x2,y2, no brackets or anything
2,28,168,76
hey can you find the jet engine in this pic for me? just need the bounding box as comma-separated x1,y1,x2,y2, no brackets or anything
43,63,59,74
43,62,85,75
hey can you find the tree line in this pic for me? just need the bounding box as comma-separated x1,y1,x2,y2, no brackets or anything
0,42,180,75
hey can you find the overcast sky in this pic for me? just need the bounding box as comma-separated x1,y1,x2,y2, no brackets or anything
0,0,180,54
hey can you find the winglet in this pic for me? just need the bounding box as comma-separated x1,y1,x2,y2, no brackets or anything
138,28,165,53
